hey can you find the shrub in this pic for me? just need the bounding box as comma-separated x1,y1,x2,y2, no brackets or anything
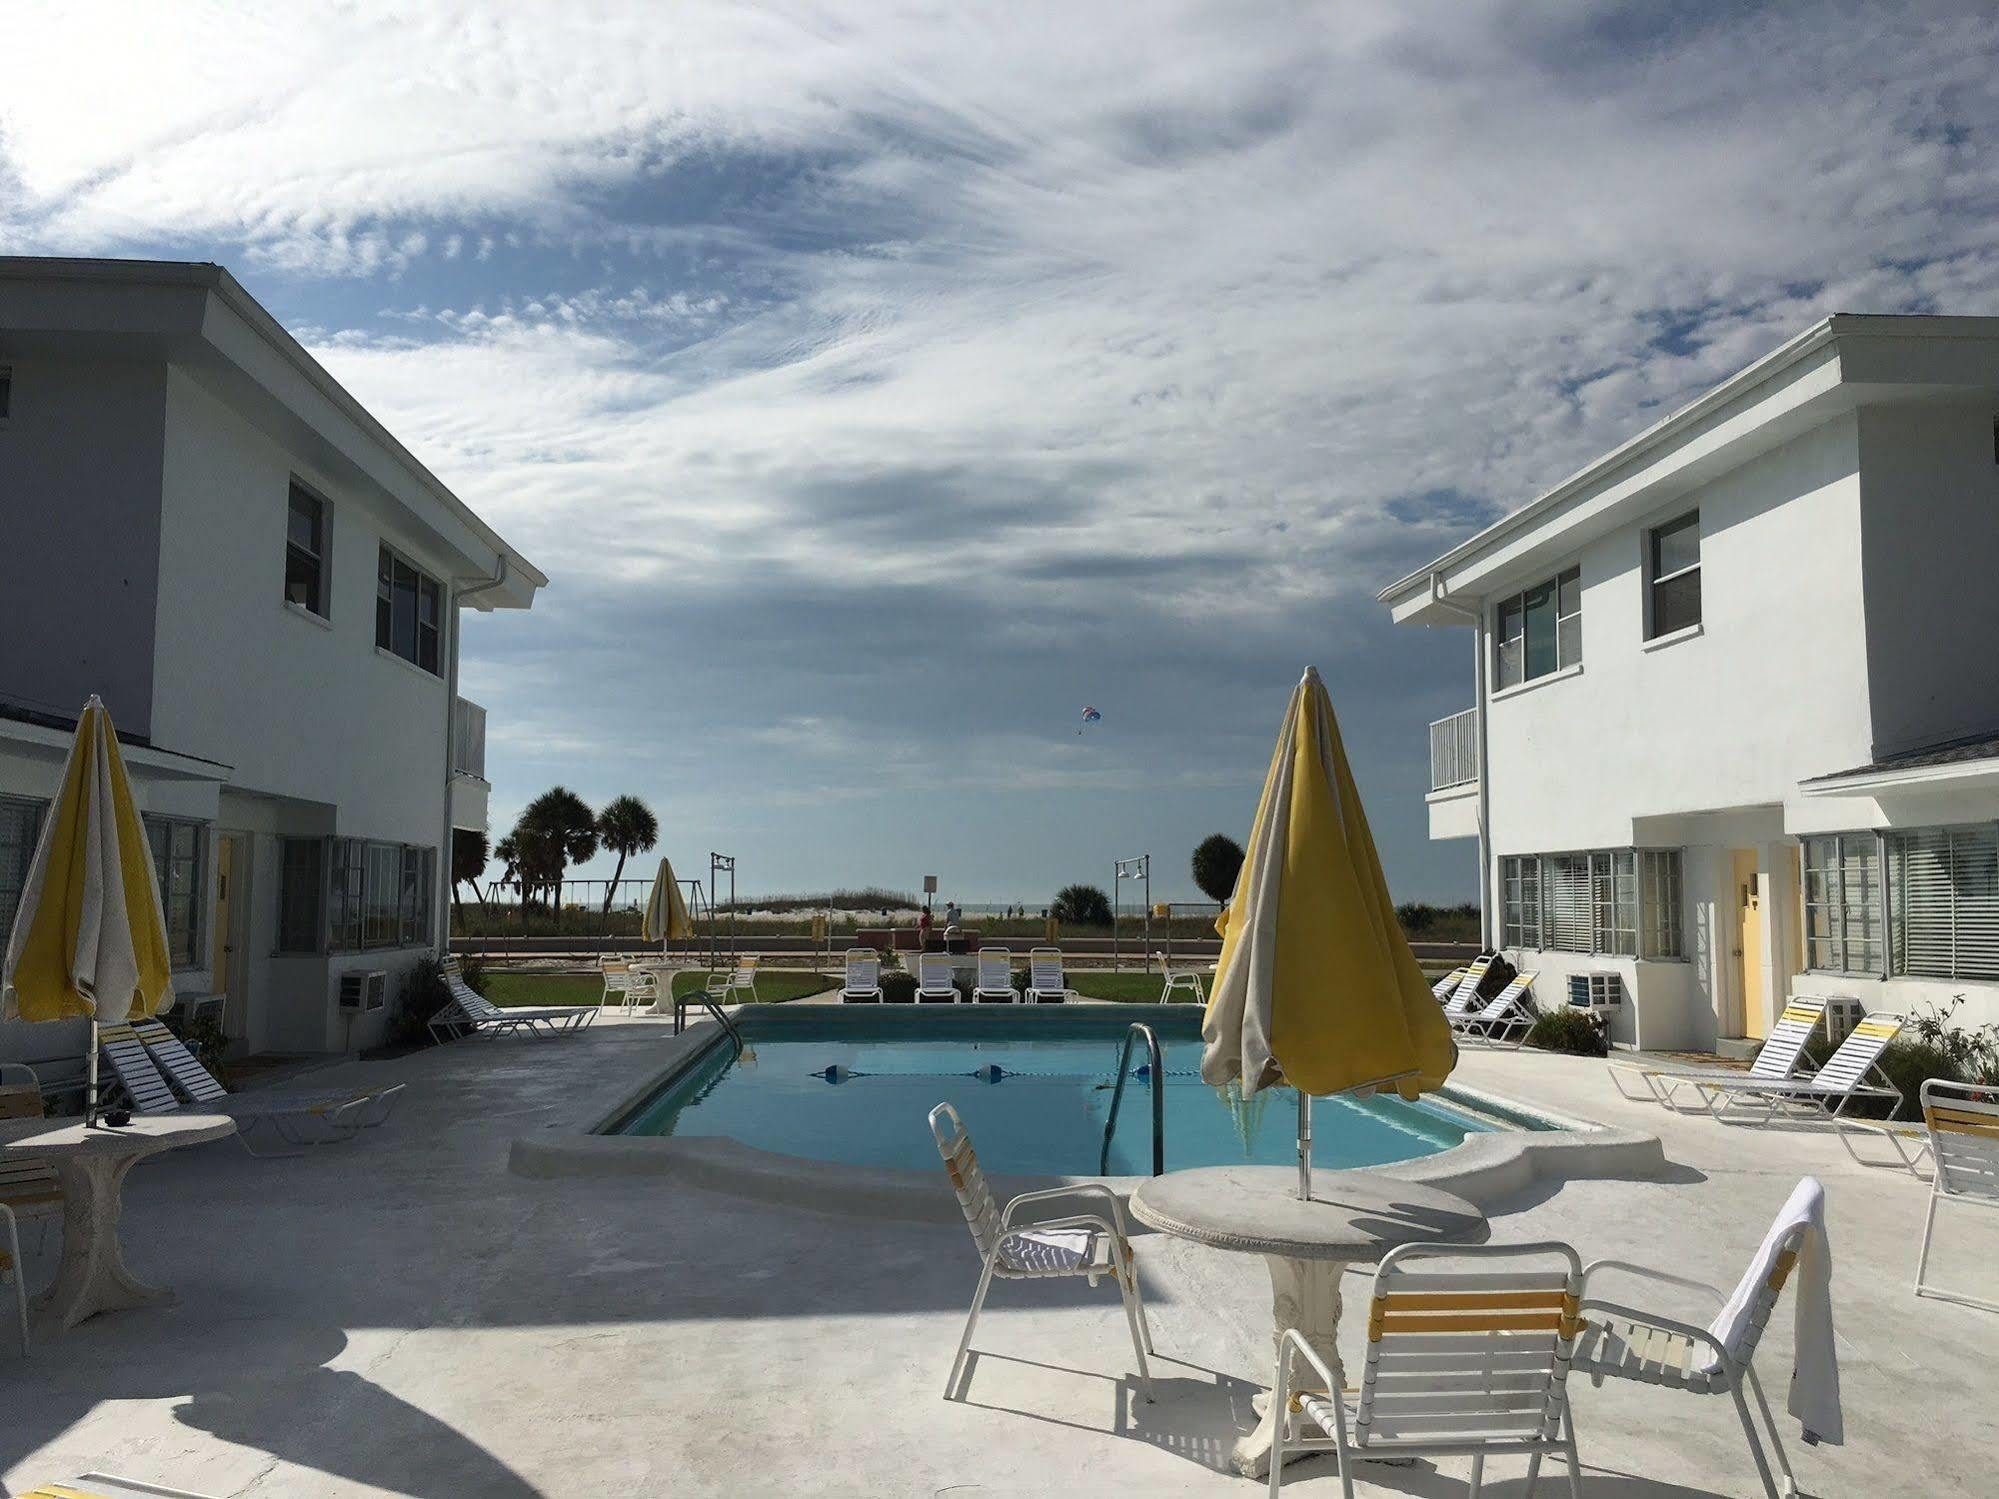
1052,883,1113,927
1524,1006,1603,1057
390,954,454,1048
458,955,489,997
163,1007,229,1078
1191,834,1245,905
879,972,918,1004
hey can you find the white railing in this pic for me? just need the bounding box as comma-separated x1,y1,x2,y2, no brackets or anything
1429,708,1478,791
452,697,487,779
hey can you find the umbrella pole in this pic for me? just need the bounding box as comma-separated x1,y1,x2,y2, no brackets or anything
86,1018,100,1127
1296,1090,1312,1201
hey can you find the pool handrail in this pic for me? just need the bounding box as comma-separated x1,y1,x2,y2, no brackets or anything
1100,1022,1164,1176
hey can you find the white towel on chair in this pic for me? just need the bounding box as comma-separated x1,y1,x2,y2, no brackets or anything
1707,1175,1842,1447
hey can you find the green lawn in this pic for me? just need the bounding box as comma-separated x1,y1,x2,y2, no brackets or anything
1066,970,1210,1003
479,968,833,1008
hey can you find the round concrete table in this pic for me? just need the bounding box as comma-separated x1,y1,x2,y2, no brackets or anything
1129,1166,1487,1479
0,1113,236,1332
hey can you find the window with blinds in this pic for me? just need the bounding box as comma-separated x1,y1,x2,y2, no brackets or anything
1889,825,1999,980
0,796,46,956
1500,847,1677,958
1803,832,1883,975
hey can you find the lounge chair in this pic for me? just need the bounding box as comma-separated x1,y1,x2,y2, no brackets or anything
1430,966,1467,1002
17,1477,221,1498
916,953,960,1003
973,948,1015,1003
841,948,883,1003
428,961,598,1041
1607,997,1831,1106
1271,1240,1586,1497
1024,947,1076,1004
1914,1078,1999,1313
1160,969,1205,1003
1687,1011,1905,1155
1439,954,1495,1024
1572,1178,1825,1498
1454,972,1539,1047
928,1102,1153,1401
102,1022,404,1158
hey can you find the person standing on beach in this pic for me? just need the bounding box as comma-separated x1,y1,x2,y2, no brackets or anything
944,899,962,929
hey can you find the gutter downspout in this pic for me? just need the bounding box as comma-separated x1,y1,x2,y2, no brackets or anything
441,555,511,955
1428,572,1493,951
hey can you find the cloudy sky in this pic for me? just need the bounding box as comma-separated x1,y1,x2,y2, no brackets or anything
6,2,1998,904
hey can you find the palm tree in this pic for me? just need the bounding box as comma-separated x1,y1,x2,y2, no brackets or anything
451,828,490,919
513,786,598,908
596,794,660,912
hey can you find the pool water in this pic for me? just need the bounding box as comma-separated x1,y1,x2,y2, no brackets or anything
612,1011,1502,1176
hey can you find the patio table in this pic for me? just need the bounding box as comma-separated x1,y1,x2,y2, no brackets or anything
1129,1165,1486,1479
0,1112,235,1332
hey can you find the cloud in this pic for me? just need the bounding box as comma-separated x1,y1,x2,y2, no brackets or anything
6,1,1999,898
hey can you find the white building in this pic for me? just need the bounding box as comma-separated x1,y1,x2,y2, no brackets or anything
1381,315,1999,1053
0,257,544,1065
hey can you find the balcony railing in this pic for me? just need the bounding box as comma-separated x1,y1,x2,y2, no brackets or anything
1429,708,1478,791
452,697,487,779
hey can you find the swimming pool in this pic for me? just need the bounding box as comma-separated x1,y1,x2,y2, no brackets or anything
609,1006,1518,1176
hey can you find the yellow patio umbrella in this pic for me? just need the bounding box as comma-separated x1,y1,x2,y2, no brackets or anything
1201,667,1456,1198
642,856,694,948
2,696,176,1125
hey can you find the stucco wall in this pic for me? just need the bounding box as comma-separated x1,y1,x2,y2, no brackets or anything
0,355,167,737
1855,402,1999,758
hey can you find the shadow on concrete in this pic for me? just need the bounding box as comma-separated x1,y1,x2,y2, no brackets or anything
1270,1450,1781,1496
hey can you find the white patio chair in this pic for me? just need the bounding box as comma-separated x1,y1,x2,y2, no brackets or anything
1608,997,1830,1106
973,948,1015,1003
1025,947,1076,1004
109,1021,405,1158
841,948,883,1003
625,962,665,1012
1271,1240,1586,1497
719,956,759,1004
1571,1179,1822,1498
0,1063,58,1356
1454,973,1539,1048
599,959,634,1010
1160,969,1205,1004
1689,1011,1907,1162
917,953,961,1003
1914,1078,1999,1313
928,1102,1153,1401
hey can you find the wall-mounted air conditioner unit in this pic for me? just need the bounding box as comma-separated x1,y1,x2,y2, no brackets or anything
1822,995,1863,1047
1567,972,1622,1012
339,970,388,1013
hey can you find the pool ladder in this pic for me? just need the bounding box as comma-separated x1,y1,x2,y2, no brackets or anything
675,988,746,1058
1099,1022,1164,1176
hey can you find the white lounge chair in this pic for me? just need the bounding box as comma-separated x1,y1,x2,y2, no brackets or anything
1571,1180,1820,1498
916,953,960,1003
429,961,598,1041
929,1102,1153,1401
1272,1240,1586,1497
1430,966,1468,1002
1454,972,1539,1048
18,1477,221,1498
841,948,883,1003
1688,1011,1906,1156
1439,955,1496,1024
1160,969,1205,1003
1607,997,1831,1106
1024,947,1076,1004
1914,1078,1999,1313
973,948,1015,1003
104,1021,404,1158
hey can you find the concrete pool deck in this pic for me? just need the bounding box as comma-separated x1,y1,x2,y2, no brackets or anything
3,1013,1994,1496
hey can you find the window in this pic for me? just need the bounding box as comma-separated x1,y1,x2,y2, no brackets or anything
285,483,327,616
1494,567,1581,689
1640,850,1684,959
376,546,441,674
1889,825,1999,980
1647,510,1701,638
143,816,204,968
0,796,46,955
319,837,435,951
1803,833,1884,975
1500,847,1679,958
277,837,325,953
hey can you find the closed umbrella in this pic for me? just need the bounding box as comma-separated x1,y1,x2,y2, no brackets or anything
642,857,693,948
2,697,176,1125
1201,667,1456,1198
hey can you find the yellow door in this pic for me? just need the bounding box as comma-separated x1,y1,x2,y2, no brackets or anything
1733,850,1767,1039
